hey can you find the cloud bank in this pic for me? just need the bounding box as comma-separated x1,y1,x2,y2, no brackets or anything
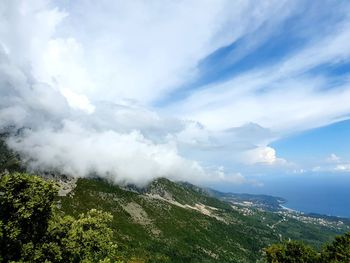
1,0,349,186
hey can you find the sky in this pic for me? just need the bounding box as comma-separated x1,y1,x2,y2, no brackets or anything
0,0,350,188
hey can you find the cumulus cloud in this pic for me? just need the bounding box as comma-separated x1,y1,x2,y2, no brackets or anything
240,146,287,165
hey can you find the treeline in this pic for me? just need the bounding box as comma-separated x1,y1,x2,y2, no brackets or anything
263,231,350,262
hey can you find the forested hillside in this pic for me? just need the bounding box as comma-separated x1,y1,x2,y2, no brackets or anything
1,137,350,262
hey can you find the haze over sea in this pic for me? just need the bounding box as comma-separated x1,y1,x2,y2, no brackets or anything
220,173,350,218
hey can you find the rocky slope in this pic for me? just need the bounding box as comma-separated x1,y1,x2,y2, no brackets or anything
59,177,350,263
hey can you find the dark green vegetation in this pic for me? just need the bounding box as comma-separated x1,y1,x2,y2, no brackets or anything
264,233,350,262
0,173,121,262
1,136,350,262
264,241,319,263
59,177,350,262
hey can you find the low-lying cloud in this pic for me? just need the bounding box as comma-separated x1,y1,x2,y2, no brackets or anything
7,121,205,186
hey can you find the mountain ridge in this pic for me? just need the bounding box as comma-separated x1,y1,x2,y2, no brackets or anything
1,135,350,262
58,177,350,262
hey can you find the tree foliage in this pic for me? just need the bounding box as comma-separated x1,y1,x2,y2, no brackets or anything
0,172,121,262
321,232,350,263
0,172,57,261
264,233,350,263
263,240,318,263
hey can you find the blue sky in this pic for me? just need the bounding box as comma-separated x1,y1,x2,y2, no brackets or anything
158,1,350,105
157,0,350,182
272,119,350,162
1,0,350,188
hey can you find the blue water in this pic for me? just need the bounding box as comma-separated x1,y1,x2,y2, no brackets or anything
219,173,350,218
265,174,350,218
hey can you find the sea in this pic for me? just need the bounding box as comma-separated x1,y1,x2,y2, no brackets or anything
220,172,350,218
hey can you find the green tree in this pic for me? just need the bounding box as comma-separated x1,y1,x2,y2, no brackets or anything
320,232,350,263
0,172,121,262
263,240,319,263
0,172,57,262
43,209,118,262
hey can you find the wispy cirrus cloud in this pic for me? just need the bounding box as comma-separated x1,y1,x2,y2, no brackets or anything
166,13,350,134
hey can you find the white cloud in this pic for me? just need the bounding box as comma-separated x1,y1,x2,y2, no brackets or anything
60,88,95,114
308,154,350,173
240,146,287,165
334,164,350,172
25,0,295,105
0,0,296,186
7,120,205,186
91,1,296,102
168,4,350,134
326,153,341,163
2,0,349,186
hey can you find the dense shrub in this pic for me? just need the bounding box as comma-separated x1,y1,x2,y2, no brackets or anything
264,233,350,263
0,172,121,262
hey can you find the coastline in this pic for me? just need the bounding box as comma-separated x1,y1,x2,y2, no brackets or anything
280,204,300,213
279,202,350,220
